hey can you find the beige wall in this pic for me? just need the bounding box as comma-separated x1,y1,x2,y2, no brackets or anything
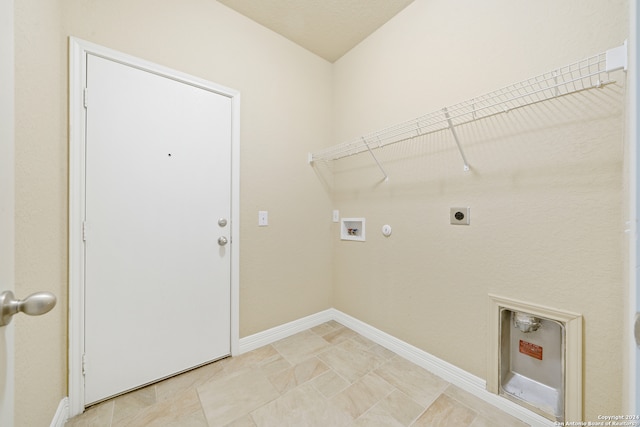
13,0,631,424
14,0,67,425
331,0,628,420
14,0,333,425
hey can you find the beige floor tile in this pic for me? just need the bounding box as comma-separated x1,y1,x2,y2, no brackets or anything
250,383,352,427
222,345,281,377
317,340,387,383
155,360,226,402
333,329,395,362
225,414,258,426
444,385,530,427
65,400,114,427
374,389,425,426
321,326,358,344
310,321,342,336
310,369,351,398
272,330,333,364
326,320,343,329
349,336,397,362
112,389,206,427
197,369,280,426
373,356,448,406
413,394,477,427
330,373,394,420
352,404,406,427
258,354,292,376
111,385,157,424
268,357,329,394
469,415,505,427
349,334,377,349
276,330,334,360
365,343,397,361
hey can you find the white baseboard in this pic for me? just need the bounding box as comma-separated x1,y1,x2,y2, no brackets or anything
240,308,555,427
238,309,334,354
50,397,69,427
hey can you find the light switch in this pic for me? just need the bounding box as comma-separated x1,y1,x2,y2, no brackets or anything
258,211,268,226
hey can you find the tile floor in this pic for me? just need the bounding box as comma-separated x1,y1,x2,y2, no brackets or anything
65,321,529,427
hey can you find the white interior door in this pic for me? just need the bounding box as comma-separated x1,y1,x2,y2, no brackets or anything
84,54,232,405
0,0,14,424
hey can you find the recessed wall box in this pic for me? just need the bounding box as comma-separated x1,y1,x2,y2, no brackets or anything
499,309,564,422
488,295,583,423
341,218,365,241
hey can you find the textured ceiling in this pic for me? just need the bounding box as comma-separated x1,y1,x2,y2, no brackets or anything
216,0,416,62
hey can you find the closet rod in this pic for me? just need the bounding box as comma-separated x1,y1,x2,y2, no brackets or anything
309,42,627,169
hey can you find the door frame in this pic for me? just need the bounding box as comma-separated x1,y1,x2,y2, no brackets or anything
68,37,240,417
629,0,639,414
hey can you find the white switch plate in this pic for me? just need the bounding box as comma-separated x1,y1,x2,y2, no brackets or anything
258,211,268,226
332,210,340,222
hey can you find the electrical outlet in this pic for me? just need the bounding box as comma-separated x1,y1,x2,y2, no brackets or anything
332,210,340,222
450,207,470,225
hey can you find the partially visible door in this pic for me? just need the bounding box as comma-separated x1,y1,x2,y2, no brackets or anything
0,0,14,424
632,0,640,413
83,54,232,404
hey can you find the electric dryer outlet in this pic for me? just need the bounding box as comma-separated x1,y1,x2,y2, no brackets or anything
450,207,470,225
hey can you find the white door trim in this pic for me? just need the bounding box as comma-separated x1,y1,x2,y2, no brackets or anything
68,37,240,417
628,0,639,414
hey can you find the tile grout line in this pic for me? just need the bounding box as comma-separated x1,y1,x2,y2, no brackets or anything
351,385,400,425
108,400,115,427
371,363,417,426
440,384,500,427
194,381,210,427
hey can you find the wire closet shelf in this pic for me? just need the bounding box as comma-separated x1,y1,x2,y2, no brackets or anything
308,43,627,177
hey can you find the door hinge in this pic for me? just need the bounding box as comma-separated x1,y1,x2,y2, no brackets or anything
82,221,87,241
82,353,87,376
83,88,88,108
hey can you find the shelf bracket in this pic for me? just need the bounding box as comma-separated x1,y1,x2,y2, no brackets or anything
362,137,389,181
443,107,470,172
605,40,627,72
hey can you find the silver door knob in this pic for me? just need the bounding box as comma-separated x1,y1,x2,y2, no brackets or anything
218,236,228,246
0,290,57,327
635,312,640,348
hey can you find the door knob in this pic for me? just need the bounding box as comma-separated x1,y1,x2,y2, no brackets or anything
635,312,640,348
0,290,57,327
218,236,228,246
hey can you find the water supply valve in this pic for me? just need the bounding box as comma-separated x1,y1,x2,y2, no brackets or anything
513,312,541,333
